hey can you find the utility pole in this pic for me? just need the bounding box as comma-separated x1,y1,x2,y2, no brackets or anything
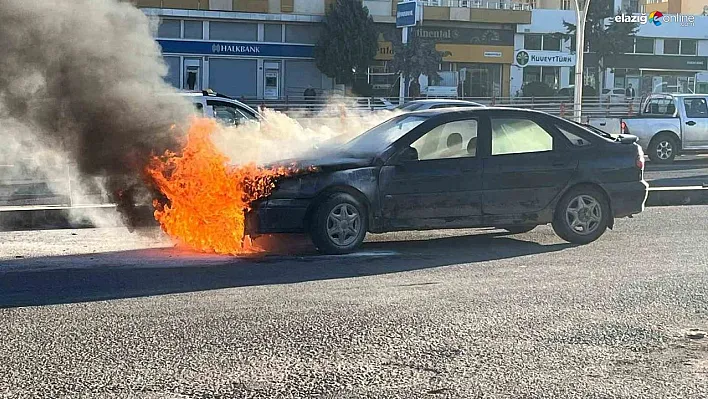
574,0,591,122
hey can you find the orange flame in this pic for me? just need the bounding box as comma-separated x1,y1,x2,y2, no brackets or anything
146,118,293,255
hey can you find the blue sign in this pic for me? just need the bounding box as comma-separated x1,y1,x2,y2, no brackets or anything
396,1,417,28
157,40,314,58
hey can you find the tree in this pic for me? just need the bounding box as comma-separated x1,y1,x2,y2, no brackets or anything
562,0,637,92
314,0,378,86
390,31,451,96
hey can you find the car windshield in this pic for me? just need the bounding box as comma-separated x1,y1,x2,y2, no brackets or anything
339,115,427,154
394,102,424,111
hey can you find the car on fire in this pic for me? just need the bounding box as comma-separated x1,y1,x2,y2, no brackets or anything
246,107,649,254
181,90,261,126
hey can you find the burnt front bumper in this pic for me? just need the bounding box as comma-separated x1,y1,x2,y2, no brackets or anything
245,198,311,236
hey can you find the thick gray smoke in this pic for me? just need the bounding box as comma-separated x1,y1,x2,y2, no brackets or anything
0,0,191,227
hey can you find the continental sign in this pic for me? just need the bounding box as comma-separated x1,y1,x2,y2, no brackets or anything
376,42,513,64
376,24,514,46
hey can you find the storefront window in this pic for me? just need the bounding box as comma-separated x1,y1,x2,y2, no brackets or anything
525,35,542,50
542,67,560,89
523,67,541,83
664,39,680,55
635,38,654,54
681,39,697,55
459,64,502,98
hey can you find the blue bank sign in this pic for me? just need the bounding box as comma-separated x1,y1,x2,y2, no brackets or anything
157,40,314,58
396,1,418,28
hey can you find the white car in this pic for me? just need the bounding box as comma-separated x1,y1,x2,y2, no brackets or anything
601,88,627,104
354,97,395,111
180,90,261,125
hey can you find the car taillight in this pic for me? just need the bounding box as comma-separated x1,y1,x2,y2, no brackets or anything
636,148,645,170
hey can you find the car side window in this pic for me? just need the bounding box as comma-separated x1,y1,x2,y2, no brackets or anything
491,118,553,156
207,100,252,125
684,98,708,118
411,119,478,160
556,125,592,147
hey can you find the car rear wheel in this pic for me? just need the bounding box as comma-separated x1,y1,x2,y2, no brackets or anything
310,193,367,255
552,186,610,245
648,134,677,163
500,226,535,234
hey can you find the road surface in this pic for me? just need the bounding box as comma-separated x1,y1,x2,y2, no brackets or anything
0,206,707,398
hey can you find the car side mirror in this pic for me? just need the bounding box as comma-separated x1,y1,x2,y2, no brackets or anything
396,147,419,163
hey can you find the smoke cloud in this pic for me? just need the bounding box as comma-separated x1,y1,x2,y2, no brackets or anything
0,0,191,227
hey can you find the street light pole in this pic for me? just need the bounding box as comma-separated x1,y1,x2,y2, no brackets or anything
574,0,591,122
399,26,408,105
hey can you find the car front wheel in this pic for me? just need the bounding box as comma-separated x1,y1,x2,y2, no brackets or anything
310,193,367,255
552,187,610,245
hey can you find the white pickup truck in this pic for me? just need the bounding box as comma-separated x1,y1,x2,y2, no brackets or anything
181,90,261,126
620,94,708,163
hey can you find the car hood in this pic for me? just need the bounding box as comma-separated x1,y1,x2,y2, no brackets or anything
267,153,376,174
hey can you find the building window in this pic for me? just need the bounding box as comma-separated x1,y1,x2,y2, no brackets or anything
157,19,181,38
525,34,542,50
561,0,572,10
542,34,561,51
635,37,654,54
183,20,203,39
523,66,560,90
664,39,680,55
523,66,542,83
681,39,697,55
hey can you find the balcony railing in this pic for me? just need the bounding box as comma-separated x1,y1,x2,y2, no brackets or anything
419,0,532,11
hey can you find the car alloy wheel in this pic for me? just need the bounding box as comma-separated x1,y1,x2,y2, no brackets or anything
656,140,673,161
565,195,602,236
326,203,361,247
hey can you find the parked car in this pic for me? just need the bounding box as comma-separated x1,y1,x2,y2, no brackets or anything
394,99,485,112
620,93,708,163
601,88,627,104
354,97,394,111
181,90,261,126
246,107,648,254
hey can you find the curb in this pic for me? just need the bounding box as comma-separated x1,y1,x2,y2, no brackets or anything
646,186,708,207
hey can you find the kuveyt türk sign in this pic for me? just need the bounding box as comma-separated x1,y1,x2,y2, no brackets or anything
515,50,576,67
396,1,417,28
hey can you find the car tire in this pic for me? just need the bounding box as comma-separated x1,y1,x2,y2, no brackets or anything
310,193,368,255
552,186,611,245
648,134,677,164
500,226,536,235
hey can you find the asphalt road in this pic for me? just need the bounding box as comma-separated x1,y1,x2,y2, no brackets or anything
1,206,707,398
645,155,708,187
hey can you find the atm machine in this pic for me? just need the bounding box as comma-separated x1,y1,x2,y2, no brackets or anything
263,62,280,100
184,58,201,91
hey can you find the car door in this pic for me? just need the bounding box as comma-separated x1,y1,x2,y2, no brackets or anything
482,112,578,217
681,96,708,148
378,116,484,230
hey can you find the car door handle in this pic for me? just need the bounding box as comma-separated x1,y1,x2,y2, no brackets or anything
687,121,697,126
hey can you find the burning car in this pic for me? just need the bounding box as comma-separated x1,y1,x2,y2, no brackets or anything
246,107,649,254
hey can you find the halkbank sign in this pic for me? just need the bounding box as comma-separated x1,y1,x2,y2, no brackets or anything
515,50,576,67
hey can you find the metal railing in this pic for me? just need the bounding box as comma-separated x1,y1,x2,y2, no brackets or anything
419,0,532,10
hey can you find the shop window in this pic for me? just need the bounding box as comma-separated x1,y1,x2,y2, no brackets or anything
264,24,283,42
525,35,542,50
183,20,203,39
523,66,541,83
542,35,561,51
157,19,180,38
681,40,697,55
635,38,654,54
664,39,680,55
491,118,553,156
